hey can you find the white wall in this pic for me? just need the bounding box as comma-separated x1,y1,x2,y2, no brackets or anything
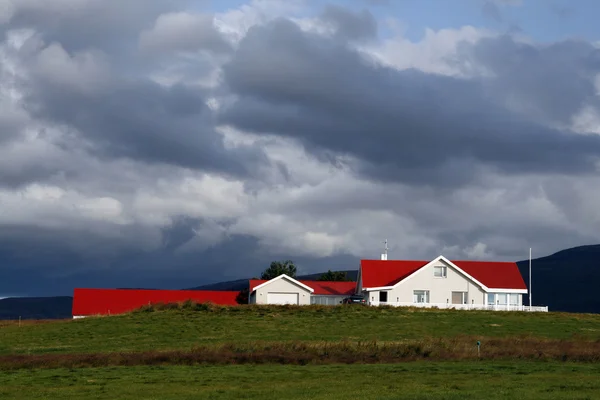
311,295,345,305
368,259,486,305
250,278,312,305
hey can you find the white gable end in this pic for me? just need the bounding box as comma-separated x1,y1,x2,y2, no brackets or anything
387,257,486,304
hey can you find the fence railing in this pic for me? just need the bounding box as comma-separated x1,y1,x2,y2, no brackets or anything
369,301,548,312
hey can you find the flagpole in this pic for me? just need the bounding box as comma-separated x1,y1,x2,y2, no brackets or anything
529,248,532,308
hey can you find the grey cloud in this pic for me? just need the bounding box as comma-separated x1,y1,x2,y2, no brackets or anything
0,111,25,145
320,5,377,42
0,161,64,189
139,12,233,55
219,19,600,186
459,36,600,125
16,50,266,178
2,0,196,55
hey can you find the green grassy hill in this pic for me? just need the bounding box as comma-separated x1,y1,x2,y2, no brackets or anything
2,305,600,399
1,304,599,356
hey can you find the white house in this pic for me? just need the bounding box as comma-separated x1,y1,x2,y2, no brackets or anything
357,255,548,312
248,276,357,305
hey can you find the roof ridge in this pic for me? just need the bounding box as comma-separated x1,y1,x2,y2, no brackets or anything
451,260,516,264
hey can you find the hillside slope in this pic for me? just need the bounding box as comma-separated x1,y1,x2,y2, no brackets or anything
517,244,600,313
2,306,600,356
0,296,73,320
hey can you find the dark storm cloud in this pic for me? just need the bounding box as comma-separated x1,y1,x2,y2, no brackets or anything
320,5,378,42
18,56,266,177
0,226,358,296
219,19,600,186
0,162,64,189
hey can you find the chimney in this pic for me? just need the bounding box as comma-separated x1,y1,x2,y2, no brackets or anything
381,239,388,260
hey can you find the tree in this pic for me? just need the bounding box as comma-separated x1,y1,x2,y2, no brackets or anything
236,288,249,305
260,260,297,280
317,270,351,281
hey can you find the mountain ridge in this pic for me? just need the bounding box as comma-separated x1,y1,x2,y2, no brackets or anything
2,244,599,319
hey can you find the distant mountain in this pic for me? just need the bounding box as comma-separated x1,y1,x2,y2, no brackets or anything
517,244,600,313
0,296,73,320
2,245,599,320
186,278,251,292
186,270,359,291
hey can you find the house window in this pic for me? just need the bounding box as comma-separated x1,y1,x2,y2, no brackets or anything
509,294,519,306
451,291,468,304
434,266,447,278
379,291,388,303
497,293,507,305
487,293,495,305
413,290,430,303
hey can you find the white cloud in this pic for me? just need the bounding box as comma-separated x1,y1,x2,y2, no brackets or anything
214,0,306,44
366,25,494,76
131,174,248,226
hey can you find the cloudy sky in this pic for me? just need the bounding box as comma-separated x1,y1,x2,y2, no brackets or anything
1,0,600,297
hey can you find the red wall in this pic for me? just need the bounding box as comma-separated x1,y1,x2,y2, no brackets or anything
72,288,239,316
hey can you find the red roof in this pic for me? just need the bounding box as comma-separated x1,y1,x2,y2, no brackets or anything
72,288,239,316
306,281,357,295
360,259,527,290
249,280,268,292
360,260,426,288
452,260,527,290
249,279,356,295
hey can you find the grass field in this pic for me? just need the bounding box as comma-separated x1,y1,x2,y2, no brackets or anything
1,305,600,399
1,304,599,356
1,362,599,399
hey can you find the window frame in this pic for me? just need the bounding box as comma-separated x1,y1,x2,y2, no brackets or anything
413,290,430,304
451,291,468,305
497,293,508,305
433,265,447,278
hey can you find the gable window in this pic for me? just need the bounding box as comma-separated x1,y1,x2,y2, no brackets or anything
379,291,388,303
434,266,447,278
413,290,429,303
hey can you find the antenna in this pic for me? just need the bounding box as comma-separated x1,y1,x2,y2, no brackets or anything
381,239,388,260
529,248,532,308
